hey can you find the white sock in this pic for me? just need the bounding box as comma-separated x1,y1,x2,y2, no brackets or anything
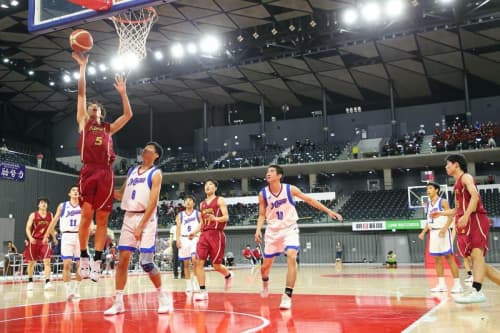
453,278,460,285
116,290,124,303
438,277,445,286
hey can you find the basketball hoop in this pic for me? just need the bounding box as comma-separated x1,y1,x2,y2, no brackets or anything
111,6,157,62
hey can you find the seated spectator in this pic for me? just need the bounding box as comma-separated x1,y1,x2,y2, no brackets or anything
253,245,263,265
242,244,256,265
385,250,397,268
488,136,496,148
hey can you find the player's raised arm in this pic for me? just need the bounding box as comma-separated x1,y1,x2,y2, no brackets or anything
72,52,89,132
110,75,133,134
291,186,342,221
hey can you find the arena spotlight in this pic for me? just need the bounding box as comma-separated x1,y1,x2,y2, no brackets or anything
62,74,71,83
271,27,278,35
72,71,80,80
439,0,454,4
361,2,381,22
237,34,244,42
154,50,163,60
99,63,107,72
28,70,34,76
170,43,184,59
111,56,125,71
385,0,406,18
252,31,259,39
186,42,197,54
49,81,55,86
309,19,317,28
200,35,221,55
289,23,296,31
87,66,96,75
10,0,19,5
342,8,358,25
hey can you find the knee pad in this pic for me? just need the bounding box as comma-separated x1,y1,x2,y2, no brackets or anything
140,252,158,275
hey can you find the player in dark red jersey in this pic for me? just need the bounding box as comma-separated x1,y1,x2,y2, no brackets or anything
432,154,500,303
72,51,133,282
189,179,233,301
25,198,57,291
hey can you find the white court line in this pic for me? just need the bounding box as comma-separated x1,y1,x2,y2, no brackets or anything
401,297,449,333
0,306,270,332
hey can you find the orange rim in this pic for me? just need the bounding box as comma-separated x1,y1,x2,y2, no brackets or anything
111,7,157,24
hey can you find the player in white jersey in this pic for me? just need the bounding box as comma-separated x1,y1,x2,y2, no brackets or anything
104,141,172,315
418,182,463,293
254,165,342,309
49,185,83,300
176,195,201,293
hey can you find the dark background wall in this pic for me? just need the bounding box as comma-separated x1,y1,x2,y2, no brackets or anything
0,167,78,249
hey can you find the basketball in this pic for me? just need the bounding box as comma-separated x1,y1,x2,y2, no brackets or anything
69,29,93,52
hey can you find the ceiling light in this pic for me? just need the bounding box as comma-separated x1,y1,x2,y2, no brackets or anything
252,31,259,39
309,19,317,28
170,43,184,59
271,27,278,35
342,9,358,25
154,50,163,60
87,66,96,75
0,3,8,9
63,74,71,83
236,34,244,42
3,58,9,63
289,23,295,31
385,0,406,18
99,63,107,72
361,2,381,22
200,35,221,55
72,71,80,80
28,70,34,76
10,0,19,6
49,81,55,86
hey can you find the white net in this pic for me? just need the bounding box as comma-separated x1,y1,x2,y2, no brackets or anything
111,7,157,61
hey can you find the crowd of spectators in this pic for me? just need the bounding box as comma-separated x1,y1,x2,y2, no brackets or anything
432,120,498,152
381,125,425,156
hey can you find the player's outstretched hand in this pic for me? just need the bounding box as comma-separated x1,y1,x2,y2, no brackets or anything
114,74,127,95
72,51,88,67
254,230,262,243
329,211,343,221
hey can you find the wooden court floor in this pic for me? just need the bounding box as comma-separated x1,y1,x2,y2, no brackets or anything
1,264,499,332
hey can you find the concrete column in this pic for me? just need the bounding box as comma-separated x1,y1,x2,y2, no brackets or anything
241,177,248,195
309,173,317,193
383,168,393,190
467,162,476,177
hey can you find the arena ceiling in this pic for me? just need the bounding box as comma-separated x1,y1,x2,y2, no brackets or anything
1,0,500,127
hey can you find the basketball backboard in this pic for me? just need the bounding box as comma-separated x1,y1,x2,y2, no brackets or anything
407,185,449,209
28,0,170,34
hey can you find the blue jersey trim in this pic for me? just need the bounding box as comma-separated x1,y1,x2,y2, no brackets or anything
286,184,295,206
147,167,157,189
61,201,67,218
118,245,136,252
140,245,156,253
261,188,268,207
